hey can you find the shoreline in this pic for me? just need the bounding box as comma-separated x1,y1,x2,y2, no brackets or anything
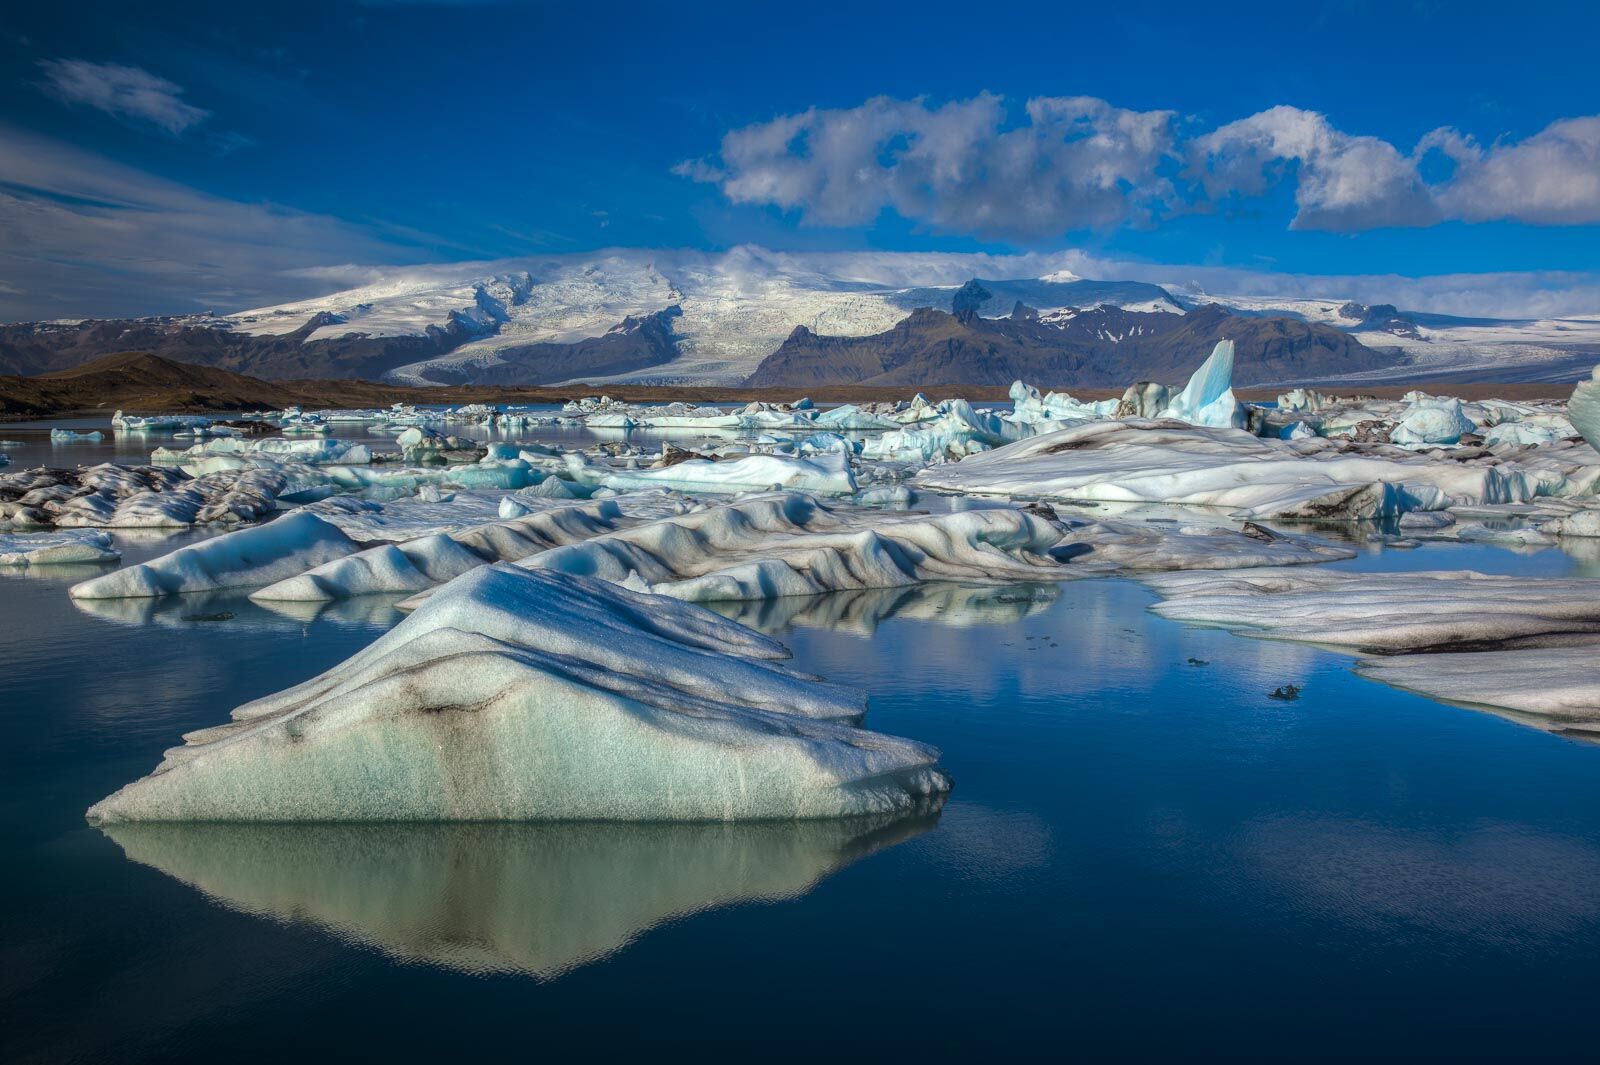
0,378,1576,422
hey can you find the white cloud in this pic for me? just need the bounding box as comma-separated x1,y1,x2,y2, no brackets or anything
687,96,1600,237
37,59,210,135
1424,117,1600,225
677,94,1179,241
0,126,425,320
1187,105,1439,231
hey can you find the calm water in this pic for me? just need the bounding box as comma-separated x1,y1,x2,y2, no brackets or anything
7,425,1600,1058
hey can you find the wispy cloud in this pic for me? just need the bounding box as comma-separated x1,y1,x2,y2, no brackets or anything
0,126,427,320
36,59,210,135
683,95,1600,238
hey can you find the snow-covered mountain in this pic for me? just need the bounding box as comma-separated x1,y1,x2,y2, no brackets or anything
4,246,1598,386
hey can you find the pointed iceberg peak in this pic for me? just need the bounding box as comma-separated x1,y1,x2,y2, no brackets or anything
1567,362,1600,452
1160,339,1246,429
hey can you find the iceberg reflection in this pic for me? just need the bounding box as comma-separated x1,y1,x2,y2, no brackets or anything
102,811,938,979
708,581,1062,636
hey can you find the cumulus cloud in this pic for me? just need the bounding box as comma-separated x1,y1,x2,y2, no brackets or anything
37,59,211,135
0,126,426,320
677,93,1180,241
686,96,1600,237
1423,117,1600,225
1187,105,1439,231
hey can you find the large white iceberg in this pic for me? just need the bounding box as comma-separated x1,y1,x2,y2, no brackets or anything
69,512,358,599
87,565,951,822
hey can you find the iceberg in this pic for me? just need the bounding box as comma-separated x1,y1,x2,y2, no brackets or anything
1390,397,1476,447
594,451,856,496
1159,340,1246,429
87,565,951,822
251,500,629,601
0,530,120,567
1568,365,1600,452
1356,648,1600,733
522,494,1067,602
69,512,358,599
914,419,1581,520
1142,568,1600,653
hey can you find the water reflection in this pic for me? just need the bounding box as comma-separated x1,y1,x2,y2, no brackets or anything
72,589,405,630
102,811,939,979
707,581,1062,636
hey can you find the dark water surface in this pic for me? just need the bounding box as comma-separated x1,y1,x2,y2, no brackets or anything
5,429,1600,1058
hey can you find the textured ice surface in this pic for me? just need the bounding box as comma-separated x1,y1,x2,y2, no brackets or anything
1357,648,1600,732
1142,569,1600,653
69,512,358,599
1160,340,1245,429
0,530,119,566
915,420,1585,519
1569,365,1600,452
102,814,936,977
252,501,629,601
1054,518,1355,572
87,565,950,822
522,494,1065,601
593,451,856,496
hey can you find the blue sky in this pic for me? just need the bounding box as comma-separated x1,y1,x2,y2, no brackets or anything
1,0,1597,319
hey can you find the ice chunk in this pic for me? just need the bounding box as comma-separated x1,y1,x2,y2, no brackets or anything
1159,340,1246,429
50,429,104,442
0,530,120,566
86,565,951,822
1568,365,1600,452
594,451,856,496
1142,568,1600,653
1390,397,1476,447
69,512,358,599
1357,648,1600,732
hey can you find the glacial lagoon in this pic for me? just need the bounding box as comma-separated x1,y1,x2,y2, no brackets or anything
6,419,1600,1057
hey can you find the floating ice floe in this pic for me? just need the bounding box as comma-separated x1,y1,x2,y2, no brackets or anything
1142,569,1600,652
69,512,359,599
86,564,951,822
251,500,631,601
50,429,104,442
586,450,857,496
1140,568,1600,732
914,419,1590,520
0,530,120,567
1356,648,1600,734
523,494,1065,602
153,437,373,469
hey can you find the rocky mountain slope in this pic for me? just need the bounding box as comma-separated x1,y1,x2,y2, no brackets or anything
746,301,1395,388
4,248,1597,388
